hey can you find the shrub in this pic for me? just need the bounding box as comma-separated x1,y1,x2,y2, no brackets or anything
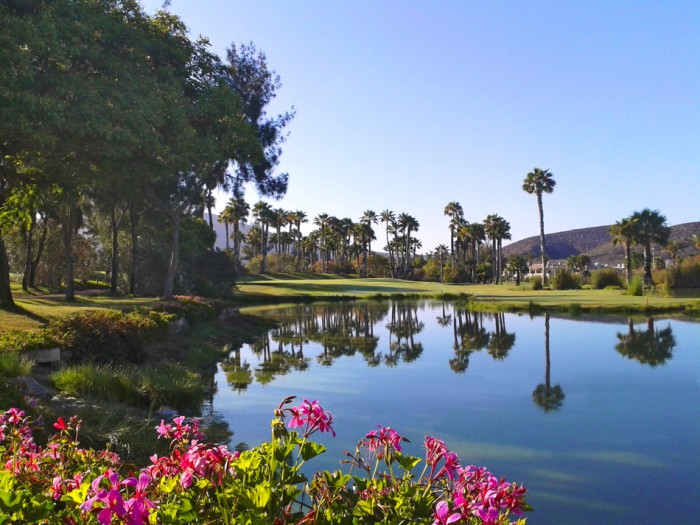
550,269,581,290
662,256,700,288
49,310,172,364
627,274,644,296
530,276,543,290
0,329,58,352
591,268,624,289
0,352,35,377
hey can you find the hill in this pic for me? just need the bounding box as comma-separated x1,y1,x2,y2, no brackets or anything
503,222,700,266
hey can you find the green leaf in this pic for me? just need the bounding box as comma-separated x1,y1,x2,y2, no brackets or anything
300,440,326,461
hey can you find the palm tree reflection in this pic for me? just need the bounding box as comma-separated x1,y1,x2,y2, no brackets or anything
532,313,565,413
615,318,675,366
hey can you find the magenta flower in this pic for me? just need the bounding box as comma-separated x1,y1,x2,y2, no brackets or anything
433,500,462,525
286,399,336,437
363,426,405,459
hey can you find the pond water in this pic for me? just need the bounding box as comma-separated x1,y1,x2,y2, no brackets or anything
210,301,700,525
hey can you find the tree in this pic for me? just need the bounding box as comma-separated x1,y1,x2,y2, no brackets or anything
610,216,638,284
443,201,463,264
566,254,591,275
313,213,330,273
380,210,396,278
483,214,510,284
252,201,273,273
435,244,449,282
630,208,670,285
506,255,529,285
523,168,556,285
359,210,378,277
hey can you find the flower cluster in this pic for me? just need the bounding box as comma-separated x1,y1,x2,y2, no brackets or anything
285,398,336,437
0,402,529,525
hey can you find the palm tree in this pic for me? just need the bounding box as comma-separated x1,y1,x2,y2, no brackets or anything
609,216,638,284
522,167,556,284
217,205,234,251
380,210,396,277
506,255,528,285
313,213,330,272
630,208,670,285
397,213,419,279
691,233,700,253
444,201,464,263
483,214,510,284
289,210,308,271
435,244,449,282
252,201,273,273
360,210,378,277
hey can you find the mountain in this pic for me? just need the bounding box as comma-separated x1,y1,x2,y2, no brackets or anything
503,222,700,266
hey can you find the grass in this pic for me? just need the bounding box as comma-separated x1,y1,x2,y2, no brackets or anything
0,282,158,334
236,273,700,314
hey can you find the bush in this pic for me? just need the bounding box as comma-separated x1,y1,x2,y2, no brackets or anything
550,269,581,290
0,329,58,352
530,276,543,290
591,268,624,289
662,256,700,288
49,310,173,364
627,274,644,296
0,352,35,378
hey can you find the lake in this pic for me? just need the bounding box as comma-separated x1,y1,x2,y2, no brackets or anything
210,301,700,525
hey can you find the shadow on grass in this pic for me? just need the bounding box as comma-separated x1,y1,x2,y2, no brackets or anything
1,304,49,325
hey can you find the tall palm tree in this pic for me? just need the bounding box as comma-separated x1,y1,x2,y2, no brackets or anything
630,208,670,285
380,210,396,277
313,213,330,272
444,201,464,263
252,201,273,273
609,216,638,285
360,210,378,277
397,213,419,279
217,205,234,251
435,244,449,282
522,167,556,284
289,210,308,271
484,214,510,284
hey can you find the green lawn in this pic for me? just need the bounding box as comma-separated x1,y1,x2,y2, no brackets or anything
236,273,700,312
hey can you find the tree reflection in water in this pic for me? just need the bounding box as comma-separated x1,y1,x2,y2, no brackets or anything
532,313,565,413
615,318,676,366
449,309,516,372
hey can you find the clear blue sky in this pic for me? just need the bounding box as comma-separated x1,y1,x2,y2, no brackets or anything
142,0,699,250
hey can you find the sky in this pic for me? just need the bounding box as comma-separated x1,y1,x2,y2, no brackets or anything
141,0,699,250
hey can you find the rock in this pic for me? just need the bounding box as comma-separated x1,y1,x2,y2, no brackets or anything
13,376,53,401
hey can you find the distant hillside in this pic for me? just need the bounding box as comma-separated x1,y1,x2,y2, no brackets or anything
504,222,700,266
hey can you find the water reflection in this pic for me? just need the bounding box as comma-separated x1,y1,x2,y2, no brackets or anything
227,302,679,394
532,313,565,413
615,318,676,366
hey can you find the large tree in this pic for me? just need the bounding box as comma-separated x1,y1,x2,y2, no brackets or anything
522,168,556,285
630,208,670,285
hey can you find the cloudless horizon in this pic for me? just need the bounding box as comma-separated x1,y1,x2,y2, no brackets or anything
141,0,699,250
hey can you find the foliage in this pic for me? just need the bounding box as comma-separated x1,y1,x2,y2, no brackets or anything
0,352,35,378
0,329,57,352
0,399,530,524
550,269,581,290
51,362,202,410
627,275,644,296
590,268,624,289
659,256,700,288
153,295,225,324
529,276,543,290
50,310,174,364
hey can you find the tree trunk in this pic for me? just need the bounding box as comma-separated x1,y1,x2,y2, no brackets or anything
110,207,121,294
129,204,140,295
537,192,547,285
63,203,77,302
624,241,632,284
22,214,36,291
163,213,180,300
0,233,15,308
643,242,652,285
30,219,48,288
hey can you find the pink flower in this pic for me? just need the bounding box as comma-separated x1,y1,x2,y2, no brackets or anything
286,399,336,437
433,500,462,525
363,426,405,458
